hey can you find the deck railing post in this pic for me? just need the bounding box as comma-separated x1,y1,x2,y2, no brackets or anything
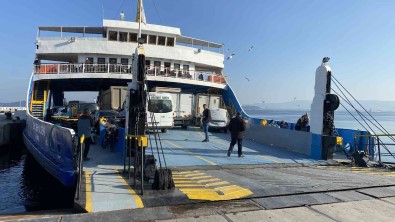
377,136,381,162
58,64,60,74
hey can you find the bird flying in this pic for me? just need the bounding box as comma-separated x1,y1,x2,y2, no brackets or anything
248,45,254,51
227,53,235,60
245,77,250,81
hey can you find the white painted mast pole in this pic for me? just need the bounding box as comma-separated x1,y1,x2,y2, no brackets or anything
138,0,142,39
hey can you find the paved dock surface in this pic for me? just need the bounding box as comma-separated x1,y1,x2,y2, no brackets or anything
75,128,325,213
3,194,395,221
3,128,395,221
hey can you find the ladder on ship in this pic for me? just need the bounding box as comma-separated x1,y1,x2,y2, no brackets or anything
30,81,49,120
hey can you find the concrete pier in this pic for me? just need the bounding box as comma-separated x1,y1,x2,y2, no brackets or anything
0,119,26,151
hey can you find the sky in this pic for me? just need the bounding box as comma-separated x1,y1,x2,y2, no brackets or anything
1,0,395,104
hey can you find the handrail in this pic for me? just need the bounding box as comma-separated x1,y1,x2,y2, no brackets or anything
145,67,226,84
33,63,227,85
75,134,85,200
34,63,131,75
353,134,395,163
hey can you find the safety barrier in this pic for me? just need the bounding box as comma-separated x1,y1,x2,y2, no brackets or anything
353,133,395,163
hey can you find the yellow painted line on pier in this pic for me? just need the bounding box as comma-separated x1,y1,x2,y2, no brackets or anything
258,155,282,163
115,170,144,208
174,170,253,201
189,175,214,180
173,171,200,175
196,178,221,183
165,140,217,165
317,166,395,177
175,184,206,187
85,171,92,213
204,181,230,187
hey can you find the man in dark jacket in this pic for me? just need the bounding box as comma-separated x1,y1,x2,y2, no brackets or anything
227,112,246,157
78,108,93,161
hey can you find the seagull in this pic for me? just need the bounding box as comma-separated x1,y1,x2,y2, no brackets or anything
248,45,254,51
245,77,250,81
227,53,235,60
294,97,296,100
322,57,330,63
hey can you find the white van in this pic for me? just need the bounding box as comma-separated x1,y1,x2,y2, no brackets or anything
147,92,174,133
208,108,229,133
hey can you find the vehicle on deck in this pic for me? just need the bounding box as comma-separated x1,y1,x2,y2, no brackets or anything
208,108,229,133
147,92,174,133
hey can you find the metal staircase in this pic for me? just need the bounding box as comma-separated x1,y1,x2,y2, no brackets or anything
31,81,49,120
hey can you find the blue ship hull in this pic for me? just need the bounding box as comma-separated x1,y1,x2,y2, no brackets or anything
23,114,77,187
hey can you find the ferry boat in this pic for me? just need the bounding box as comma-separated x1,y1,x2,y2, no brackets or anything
23,1,381,190
23,1,244,187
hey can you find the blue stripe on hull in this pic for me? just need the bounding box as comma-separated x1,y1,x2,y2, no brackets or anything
23,131,76,187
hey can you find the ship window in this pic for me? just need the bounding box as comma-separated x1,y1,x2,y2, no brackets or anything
109,31,118,41
174,63,180,70
148,35,157,45
129,33,137,42
146,60,151,66
121,58,128,65
158,36,166,46
167,37,174,47
140,34,147,44
85,57,94,63
183,65,189,71
164,62,171,74
109,58,117,64
119,32,128,42
154,61,161,74
98,58,105,64
148,99,172,113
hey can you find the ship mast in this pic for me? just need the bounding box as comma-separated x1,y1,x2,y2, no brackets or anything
136,0,146,38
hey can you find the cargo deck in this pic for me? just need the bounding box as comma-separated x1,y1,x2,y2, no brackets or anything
74,128,395,213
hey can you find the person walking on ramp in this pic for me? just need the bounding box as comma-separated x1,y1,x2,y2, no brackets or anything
227,112,246,157
202,104,211,142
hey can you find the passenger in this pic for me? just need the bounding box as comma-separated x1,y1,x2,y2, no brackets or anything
66,104,76,118
201,104,211,142
5,109,12,120
280,120,289,129
78,108,93,161
227,112,246,158
295,113,310,132
33,57,41,73
198,73,204,81
268,120,280,128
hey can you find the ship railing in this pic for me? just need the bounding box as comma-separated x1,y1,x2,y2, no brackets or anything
33,63,132,75
353,134,395,163
145,67,227,85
